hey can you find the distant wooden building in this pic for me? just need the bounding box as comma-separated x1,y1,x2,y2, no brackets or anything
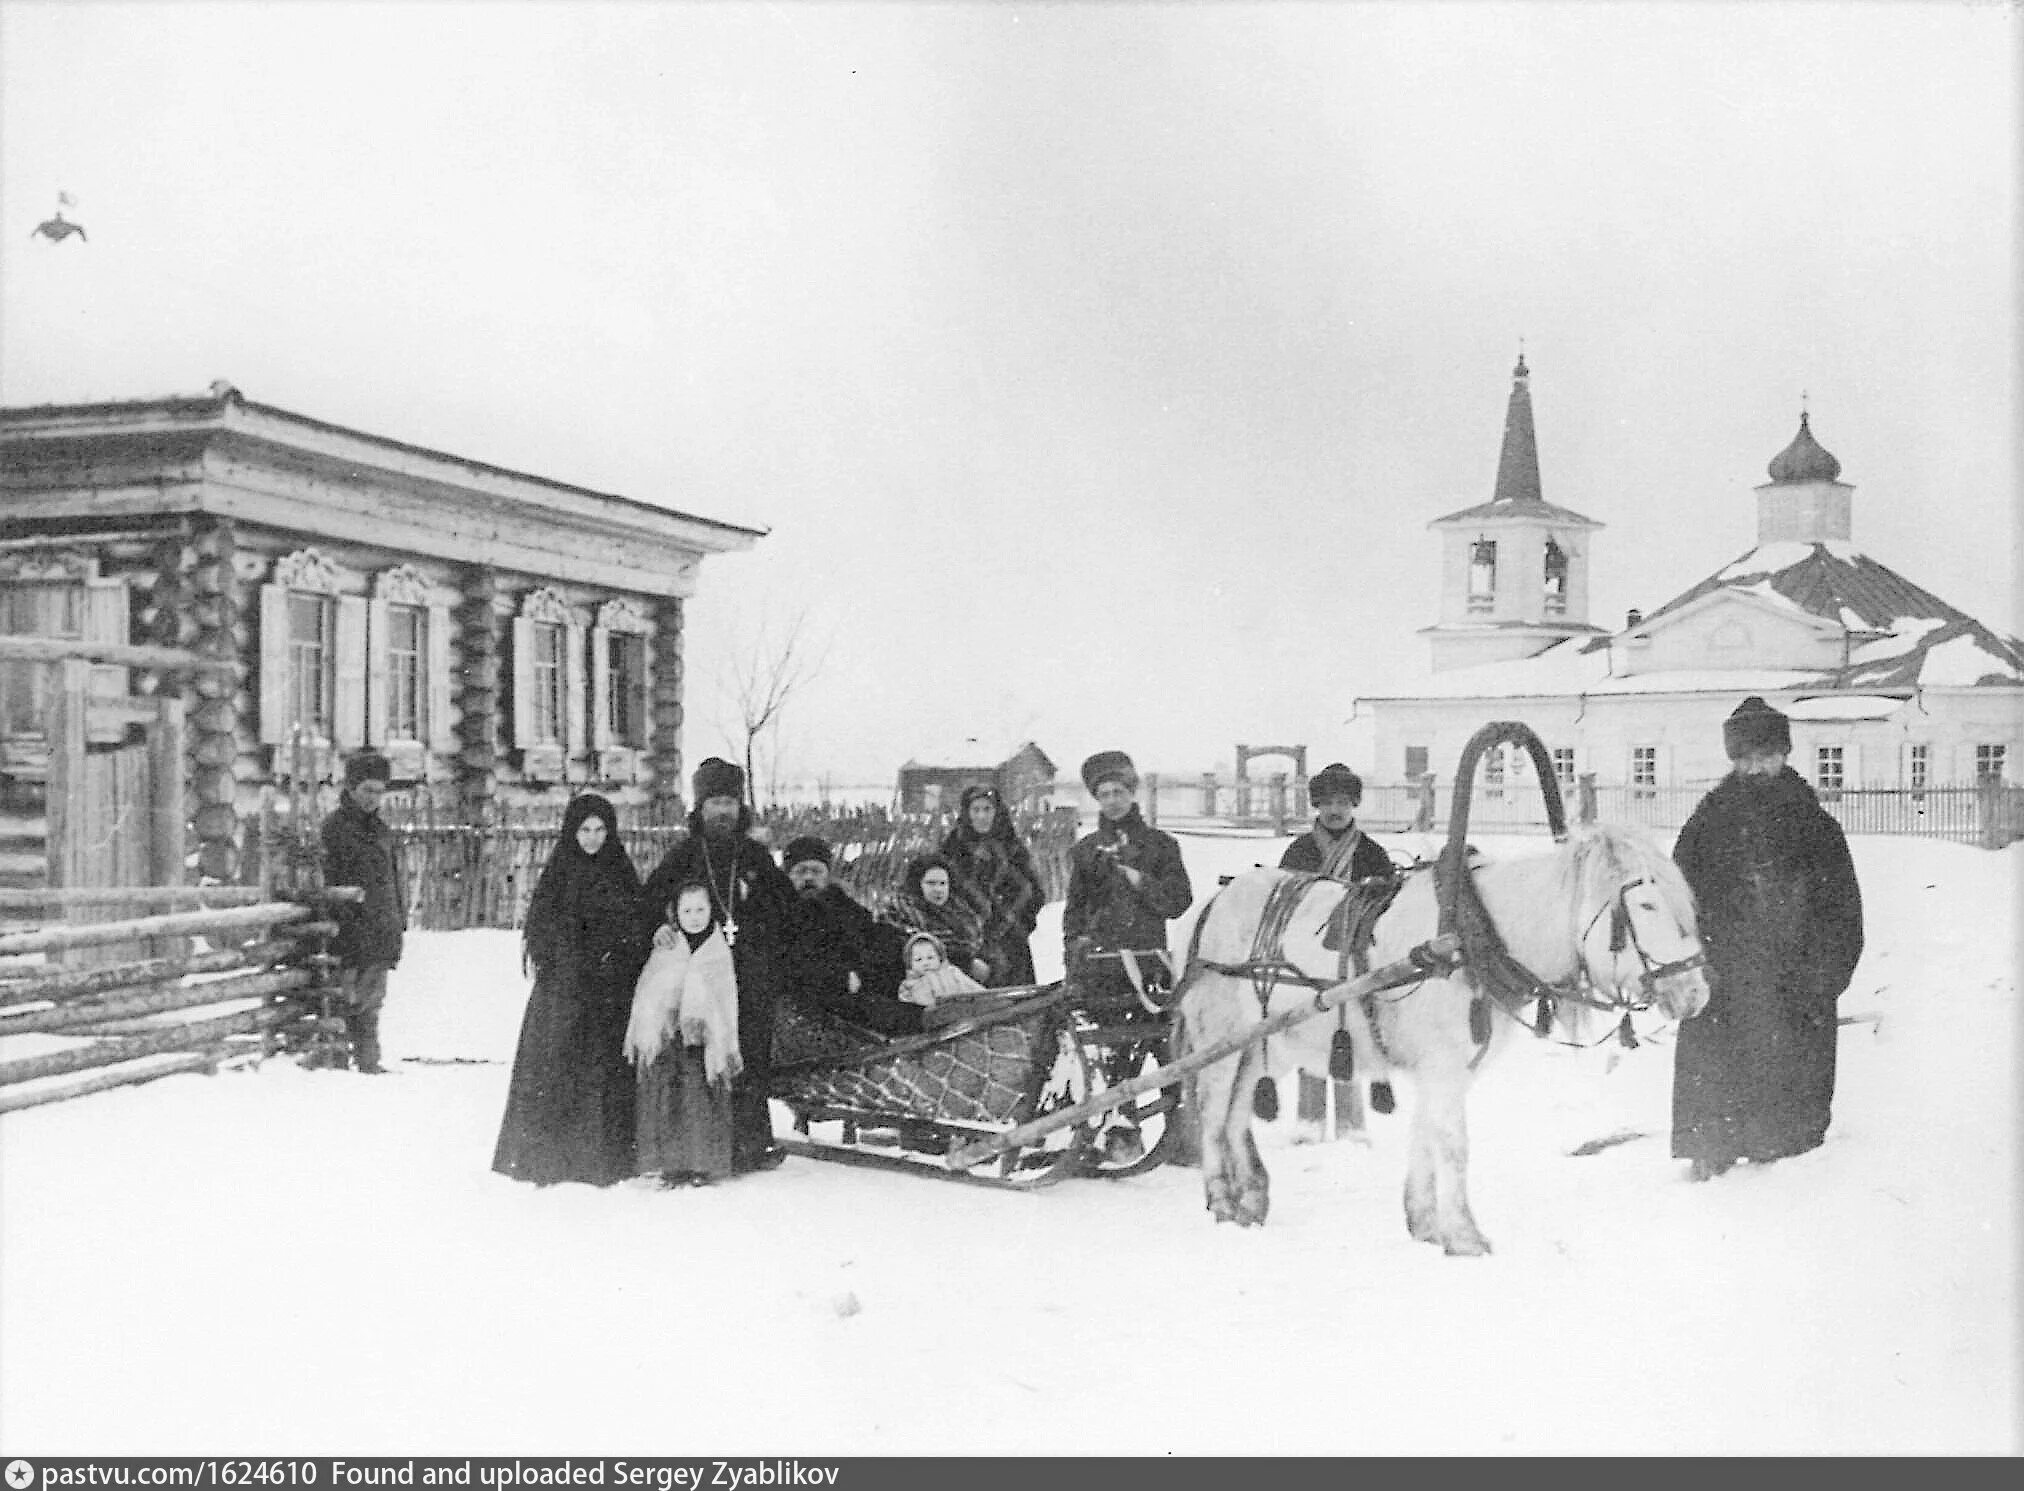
1,383,761,883
895,738,1057,815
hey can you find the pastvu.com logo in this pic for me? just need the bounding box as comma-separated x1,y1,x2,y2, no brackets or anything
6,1461,36,1490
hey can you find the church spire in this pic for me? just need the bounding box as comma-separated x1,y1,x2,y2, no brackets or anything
1491,351,1543,505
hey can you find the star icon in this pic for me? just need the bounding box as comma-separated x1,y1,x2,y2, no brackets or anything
6,1461,36,1490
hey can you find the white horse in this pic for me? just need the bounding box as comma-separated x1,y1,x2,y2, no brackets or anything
1175,823,1709,1255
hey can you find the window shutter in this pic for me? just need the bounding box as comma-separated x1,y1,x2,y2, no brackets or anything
509,615,534,748
83,577,129,701
333,595,368,749
563,621,588,755
259,584,292,746
426,603,455,753
365,596,390,747
589,624,612,752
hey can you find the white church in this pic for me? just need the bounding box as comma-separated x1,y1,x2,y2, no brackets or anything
1354,357,2024,802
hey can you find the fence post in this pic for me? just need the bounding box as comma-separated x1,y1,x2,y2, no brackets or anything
1268,772,1287,835
1199,772,1216,818
1577,771,1598,825
1413,774,1436,833
1145,772,1159,828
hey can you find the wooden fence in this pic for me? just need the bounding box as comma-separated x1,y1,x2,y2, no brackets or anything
0,885,357,1113
250,795,1084,933
1143,771,2024,847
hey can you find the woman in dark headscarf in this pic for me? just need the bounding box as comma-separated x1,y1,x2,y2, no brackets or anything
492,793,651,1187
939,784,1045,987
880,851,992,985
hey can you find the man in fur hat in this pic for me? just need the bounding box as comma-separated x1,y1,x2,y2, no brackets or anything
319,749,406,1073
1671,696,1865,1181
1279,761,1396,1139
779,834,919,1036
1064,750,1193,1160
641,757,798,1172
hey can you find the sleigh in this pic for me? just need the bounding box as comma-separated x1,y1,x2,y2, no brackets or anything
768,951,1185,1189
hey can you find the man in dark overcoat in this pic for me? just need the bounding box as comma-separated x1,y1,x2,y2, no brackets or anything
1671,696,1865,1180
319,749,408,1074
1063,750,1194,981
640,758,798,1173
1278,761,1395,1138
780,834,920,1037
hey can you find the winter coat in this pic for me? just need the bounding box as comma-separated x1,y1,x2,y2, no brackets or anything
1062,805,1193,955
319,795,407,969
940,824,1046,987
1670,766,1865,1165
881,886,991,984
492,846,651,1187
784,885,923,1037
1279,823,1393,883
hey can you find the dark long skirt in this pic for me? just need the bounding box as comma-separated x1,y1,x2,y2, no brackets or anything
492,966,636,1187
636,1045,735,1180
987,931,1037,989
1672,976,1838,1165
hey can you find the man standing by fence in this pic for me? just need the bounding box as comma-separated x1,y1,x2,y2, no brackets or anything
1279,761,1394,1140
641,758,798,1174
320,749,406,1074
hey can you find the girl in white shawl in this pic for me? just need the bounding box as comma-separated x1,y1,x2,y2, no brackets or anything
626,882,740,1186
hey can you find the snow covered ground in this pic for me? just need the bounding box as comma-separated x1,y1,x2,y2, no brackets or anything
1,829,2016,1456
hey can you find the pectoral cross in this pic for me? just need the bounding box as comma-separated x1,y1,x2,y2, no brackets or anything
723,917,738,948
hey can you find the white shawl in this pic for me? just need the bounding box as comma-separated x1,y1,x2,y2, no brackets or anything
624,929,742,1087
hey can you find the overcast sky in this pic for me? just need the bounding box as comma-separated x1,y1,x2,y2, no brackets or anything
3,1,2015,789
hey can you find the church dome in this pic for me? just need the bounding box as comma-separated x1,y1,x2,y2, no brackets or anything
1767,411,1842,483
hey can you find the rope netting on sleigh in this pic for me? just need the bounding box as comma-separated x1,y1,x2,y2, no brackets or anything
771,998,1066,1128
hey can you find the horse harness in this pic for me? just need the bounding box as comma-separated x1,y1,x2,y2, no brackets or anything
1433,845,1707,1062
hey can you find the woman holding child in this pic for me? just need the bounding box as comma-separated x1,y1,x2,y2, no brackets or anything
492,793,651,1188
882,852,992,985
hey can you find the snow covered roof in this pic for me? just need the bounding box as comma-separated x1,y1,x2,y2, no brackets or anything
897,735,1053,772
1366,540,2023,702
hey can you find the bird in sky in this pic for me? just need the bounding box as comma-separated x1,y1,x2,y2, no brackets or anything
31,192,86,244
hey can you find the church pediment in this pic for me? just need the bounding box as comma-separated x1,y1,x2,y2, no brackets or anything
1615,586,1844,677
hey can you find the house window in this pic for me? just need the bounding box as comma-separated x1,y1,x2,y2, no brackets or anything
1404,745,1429,780
528,621,565,744
384,604,424,741
1815,745,1845,795
1551,747,1576,788
0,580,84,739
1906,743,1928,791
1630,746,1658,790
1483,745,1506,798
607,632,648,747
1977,744,2008,783
1467,540,1497,614
287,592,334,740
1543,539,1568,615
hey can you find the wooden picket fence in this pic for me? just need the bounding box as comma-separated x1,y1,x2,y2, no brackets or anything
0,885,358,1113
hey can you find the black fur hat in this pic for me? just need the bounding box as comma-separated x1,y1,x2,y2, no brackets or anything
1308,761,1363,806
781,835,832,871
692,756,746,804
343,750,392,786
1723,696,1792,759
1080,750,1138,795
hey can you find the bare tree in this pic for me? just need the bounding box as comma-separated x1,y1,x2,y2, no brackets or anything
719,610,823,811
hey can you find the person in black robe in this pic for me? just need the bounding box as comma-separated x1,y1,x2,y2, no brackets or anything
1671,697,1866,1180
638,758,798,1174
779,834,922,1037
492,792,651,1187
940,784,1046,988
